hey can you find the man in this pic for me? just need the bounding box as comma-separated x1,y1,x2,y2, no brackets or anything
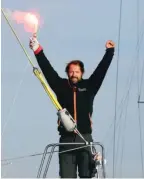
29,35,115,178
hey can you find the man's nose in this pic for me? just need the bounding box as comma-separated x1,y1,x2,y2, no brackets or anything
73,72,77,76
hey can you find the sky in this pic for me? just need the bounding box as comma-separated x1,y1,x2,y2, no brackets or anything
1,0,144,178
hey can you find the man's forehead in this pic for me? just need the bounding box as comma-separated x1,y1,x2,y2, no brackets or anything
69,64,80,69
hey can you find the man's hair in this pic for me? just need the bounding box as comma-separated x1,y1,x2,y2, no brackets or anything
65,60,85,74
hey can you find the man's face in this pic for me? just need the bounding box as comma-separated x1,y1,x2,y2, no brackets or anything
68,64,83,84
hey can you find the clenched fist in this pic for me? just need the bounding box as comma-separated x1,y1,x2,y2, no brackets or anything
105,40,115,49
29,34,40,51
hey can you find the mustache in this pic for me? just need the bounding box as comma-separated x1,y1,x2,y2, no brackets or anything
71,76,78,79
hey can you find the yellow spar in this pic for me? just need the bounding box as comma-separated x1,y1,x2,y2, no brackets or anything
33,67,62,110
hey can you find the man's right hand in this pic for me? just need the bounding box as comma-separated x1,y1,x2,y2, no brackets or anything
29,34,40,52
29,34,43,54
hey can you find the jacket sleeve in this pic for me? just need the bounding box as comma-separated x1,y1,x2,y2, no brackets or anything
88,47,114,95
34,47,63,93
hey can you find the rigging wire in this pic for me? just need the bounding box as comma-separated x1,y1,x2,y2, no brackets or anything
104,20,144,177
115,93,129,174
136,0,144,177
138,57,144,100
1,144,94,163
103,19,144,148
116,1,144,175
113,0,122,177
137,102,144,177
138,19,144,104
105,93,129,156
103,19,144,142
1,62,30,137
136,0,140,97
119,94,129,177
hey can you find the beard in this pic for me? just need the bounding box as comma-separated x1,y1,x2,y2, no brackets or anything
70,76,79,84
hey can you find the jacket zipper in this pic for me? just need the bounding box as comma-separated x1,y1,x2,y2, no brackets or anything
73,87,77,122
73,87,77,139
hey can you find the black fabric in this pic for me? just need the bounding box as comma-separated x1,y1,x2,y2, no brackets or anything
35,48,114,135
58,133,96,178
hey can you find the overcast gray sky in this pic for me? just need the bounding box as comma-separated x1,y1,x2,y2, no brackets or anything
1,0,144,178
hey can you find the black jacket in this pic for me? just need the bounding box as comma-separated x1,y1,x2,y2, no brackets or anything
34,47,114,135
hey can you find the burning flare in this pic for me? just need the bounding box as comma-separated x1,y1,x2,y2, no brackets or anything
3,8,42,33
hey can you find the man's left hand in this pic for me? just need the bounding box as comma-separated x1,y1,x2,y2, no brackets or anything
105,40,115,48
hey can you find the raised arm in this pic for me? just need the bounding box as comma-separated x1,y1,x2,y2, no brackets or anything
29,35,63,93
88,40,115,95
